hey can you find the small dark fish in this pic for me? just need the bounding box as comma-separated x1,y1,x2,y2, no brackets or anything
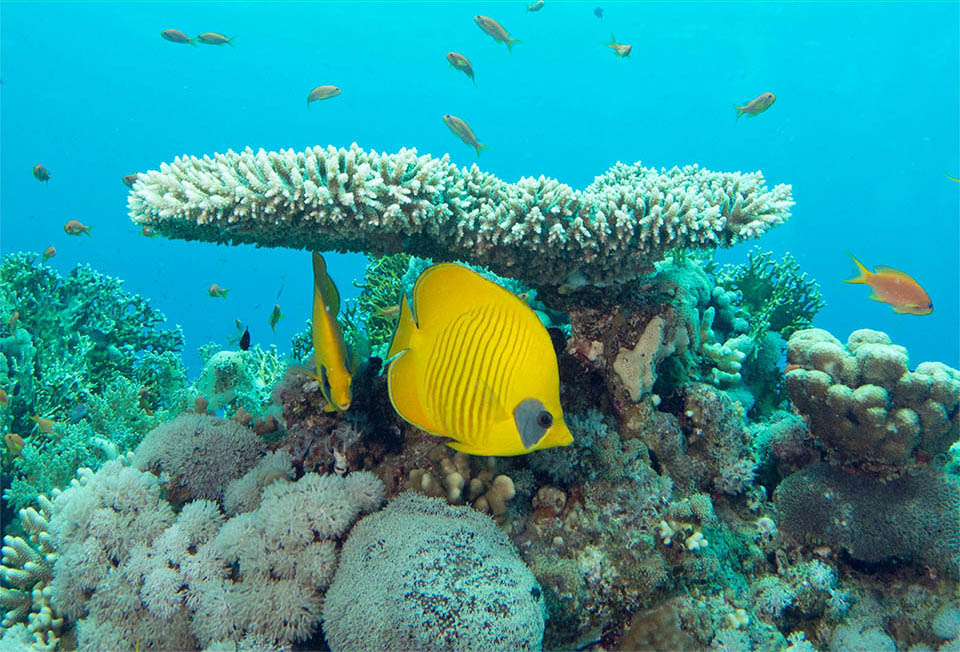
269,304,284,332
33,164,50,182
123,174,138,188
42,246,56,261
307,85,341,107
594,6,603,18
161,29,197,46
196,32,233,46
239,326,250,351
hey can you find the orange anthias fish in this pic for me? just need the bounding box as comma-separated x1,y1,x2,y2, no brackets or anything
161,29,196,46
123,174,139,188
4,433,25,457
64,219,93,236
42,246,56,261
446,52,475,85
30,415,57,434
307,85,341,107
474,15,521,53
311,252,353,411
605,33,632,57
209,284,230,298
443,114,488,158
735,92,776,119
33,164,51,182
0,388,8,407
844,252,933,315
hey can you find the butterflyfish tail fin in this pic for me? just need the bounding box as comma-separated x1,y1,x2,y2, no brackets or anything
312,252,341,317
844,251,871,284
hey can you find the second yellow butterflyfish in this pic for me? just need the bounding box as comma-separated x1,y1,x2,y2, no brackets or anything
312,252,352,411
386,263,572,456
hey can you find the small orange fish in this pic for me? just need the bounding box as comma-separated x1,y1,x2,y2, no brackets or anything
161,29,196,45
4,433,25,457
8,311,19,331
42,245,56,261
375,304,401,321
64,219,93,236
209,284,230,298
474,15,521,52
605,33,632,57
123,174,139,188
141,226,159,238
30,415,56,434
307,85,341,107
446,52,475,85
844,252,933,315
443,114,489,158
0,388,8,407
33,164,51,182
196,32,233,46
735,92,776,119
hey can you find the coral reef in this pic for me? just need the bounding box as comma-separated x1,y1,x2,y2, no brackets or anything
353,253,410,352
785,328,960,474
323,492,545,651
127,144,792,291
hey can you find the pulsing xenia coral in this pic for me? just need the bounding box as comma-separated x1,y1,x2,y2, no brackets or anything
127,144,793,291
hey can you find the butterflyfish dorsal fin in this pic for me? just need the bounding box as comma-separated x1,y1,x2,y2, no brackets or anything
312,252,340,318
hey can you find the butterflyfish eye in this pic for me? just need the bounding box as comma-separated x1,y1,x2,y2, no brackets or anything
536,411,553,429
514,398,553,450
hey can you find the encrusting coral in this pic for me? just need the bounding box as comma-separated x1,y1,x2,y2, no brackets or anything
127,144,792,291
784,328,960,474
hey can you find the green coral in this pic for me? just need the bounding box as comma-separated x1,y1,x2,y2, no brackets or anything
354,253,410,351
715,248,825,341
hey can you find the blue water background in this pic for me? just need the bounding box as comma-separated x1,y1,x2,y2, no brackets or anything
2,1,957,375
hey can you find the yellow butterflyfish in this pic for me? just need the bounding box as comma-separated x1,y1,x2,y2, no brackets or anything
386,263,572,456
311,252,352,411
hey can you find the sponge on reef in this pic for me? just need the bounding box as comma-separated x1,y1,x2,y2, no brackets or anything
127,144,792,290
323,492,545,651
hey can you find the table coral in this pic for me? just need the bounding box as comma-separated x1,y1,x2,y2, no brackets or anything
127,144,792,292
785,328,960,473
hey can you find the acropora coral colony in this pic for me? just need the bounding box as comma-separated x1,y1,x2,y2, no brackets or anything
1,144,958,652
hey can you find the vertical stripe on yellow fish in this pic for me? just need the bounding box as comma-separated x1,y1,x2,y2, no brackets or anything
386,263,572,456
312,252,353,410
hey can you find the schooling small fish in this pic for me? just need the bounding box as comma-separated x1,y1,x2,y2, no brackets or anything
161,29,196,45
594,6,603,18
33,164,50,182
42,245,56,261
4,433,24,457
443,114,488,158
446,52,475,85
307,85,341,107
64,219,93,236
311,252,353,411
605,33,632,57
239,326,251,351
474,15,521,53
386,263,572,456
735,92,776,120
527,0,545,11
196,32,233,46
123,174,138,188
844,252,933,316
209,284,230,298
269,304,284,332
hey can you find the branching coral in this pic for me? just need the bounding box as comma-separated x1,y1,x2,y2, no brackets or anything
715,247,825,341
128,144,792,291
195,344,286,417
353,253,410,351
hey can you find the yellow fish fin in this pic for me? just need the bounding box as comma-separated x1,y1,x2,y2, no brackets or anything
409,263,522,334
386,293,417,360
873,265,911,278
867,292,883,301
446,439,488,456
312,252,340,318
843,251,872,284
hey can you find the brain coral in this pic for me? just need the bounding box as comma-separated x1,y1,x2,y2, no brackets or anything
774,463,960,578
127,144,792,291
785,328,960,473
323,492,545,652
